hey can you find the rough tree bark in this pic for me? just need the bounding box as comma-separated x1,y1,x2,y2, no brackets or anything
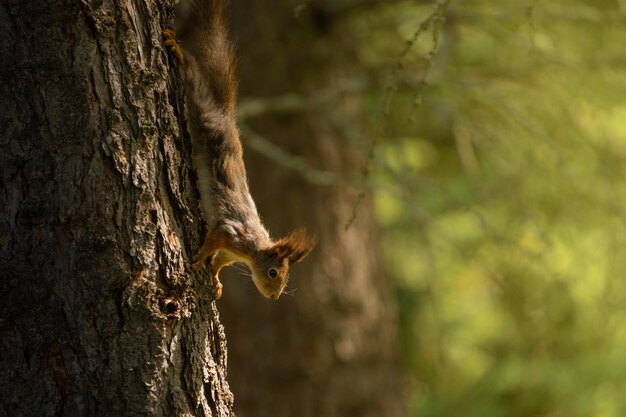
218,2,405,417
0,1,233,416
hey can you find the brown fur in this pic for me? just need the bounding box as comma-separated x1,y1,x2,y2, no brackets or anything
165,0,316,299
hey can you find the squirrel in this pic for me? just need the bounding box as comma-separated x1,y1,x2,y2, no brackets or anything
163,0,317,300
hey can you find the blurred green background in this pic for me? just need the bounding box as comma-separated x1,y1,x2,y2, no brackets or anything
351,1,626,416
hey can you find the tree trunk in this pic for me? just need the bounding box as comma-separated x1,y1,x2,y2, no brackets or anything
0,1,233,416
218,2,404,417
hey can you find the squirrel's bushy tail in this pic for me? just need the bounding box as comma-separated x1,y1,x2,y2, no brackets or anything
177,0,243,225
179,0,237,117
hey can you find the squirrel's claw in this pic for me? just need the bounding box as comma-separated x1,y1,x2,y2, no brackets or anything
191,260,204,272
163,29,186,67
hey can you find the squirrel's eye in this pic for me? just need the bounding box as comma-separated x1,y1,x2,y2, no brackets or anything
268,268,278,278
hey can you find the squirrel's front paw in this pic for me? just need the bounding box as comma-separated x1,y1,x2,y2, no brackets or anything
191,253,206,271
163,29,186,67
191,260,204,271
212,275,223,299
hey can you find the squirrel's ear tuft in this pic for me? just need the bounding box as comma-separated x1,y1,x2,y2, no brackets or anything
272,229,317,264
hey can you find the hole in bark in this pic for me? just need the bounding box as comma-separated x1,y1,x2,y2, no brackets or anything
159,297,181,317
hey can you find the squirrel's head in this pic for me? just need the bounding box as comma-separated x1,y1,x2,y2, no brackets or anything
250,229,317,300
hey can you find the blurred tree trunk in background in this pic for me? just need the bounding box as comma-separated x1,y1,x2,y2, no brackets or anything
219,1,404,416
0,1,233,416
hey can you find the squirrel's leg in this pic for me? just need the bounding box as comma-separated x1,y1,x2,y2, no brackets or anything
163,29,186,67
210,252,235,299
192,228,229,298
192,228,225,271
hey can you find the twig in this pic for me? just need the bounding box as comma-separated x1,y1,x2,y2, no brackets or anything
240,123,338,186
345,0,451,230
238,79,366,120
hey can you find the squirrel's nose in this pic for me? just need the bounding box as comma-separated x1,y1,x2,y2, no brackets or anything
270,294,279,300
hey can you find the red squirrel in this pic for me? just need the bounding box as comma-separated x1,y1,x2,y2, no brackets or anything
164,0,316,300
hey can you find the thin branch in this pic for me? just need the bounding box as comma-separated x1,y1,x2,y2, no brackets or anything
407,0,447,123
238,79,366,119
320,0,418,17
345,0,451,230
240,123,339,186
